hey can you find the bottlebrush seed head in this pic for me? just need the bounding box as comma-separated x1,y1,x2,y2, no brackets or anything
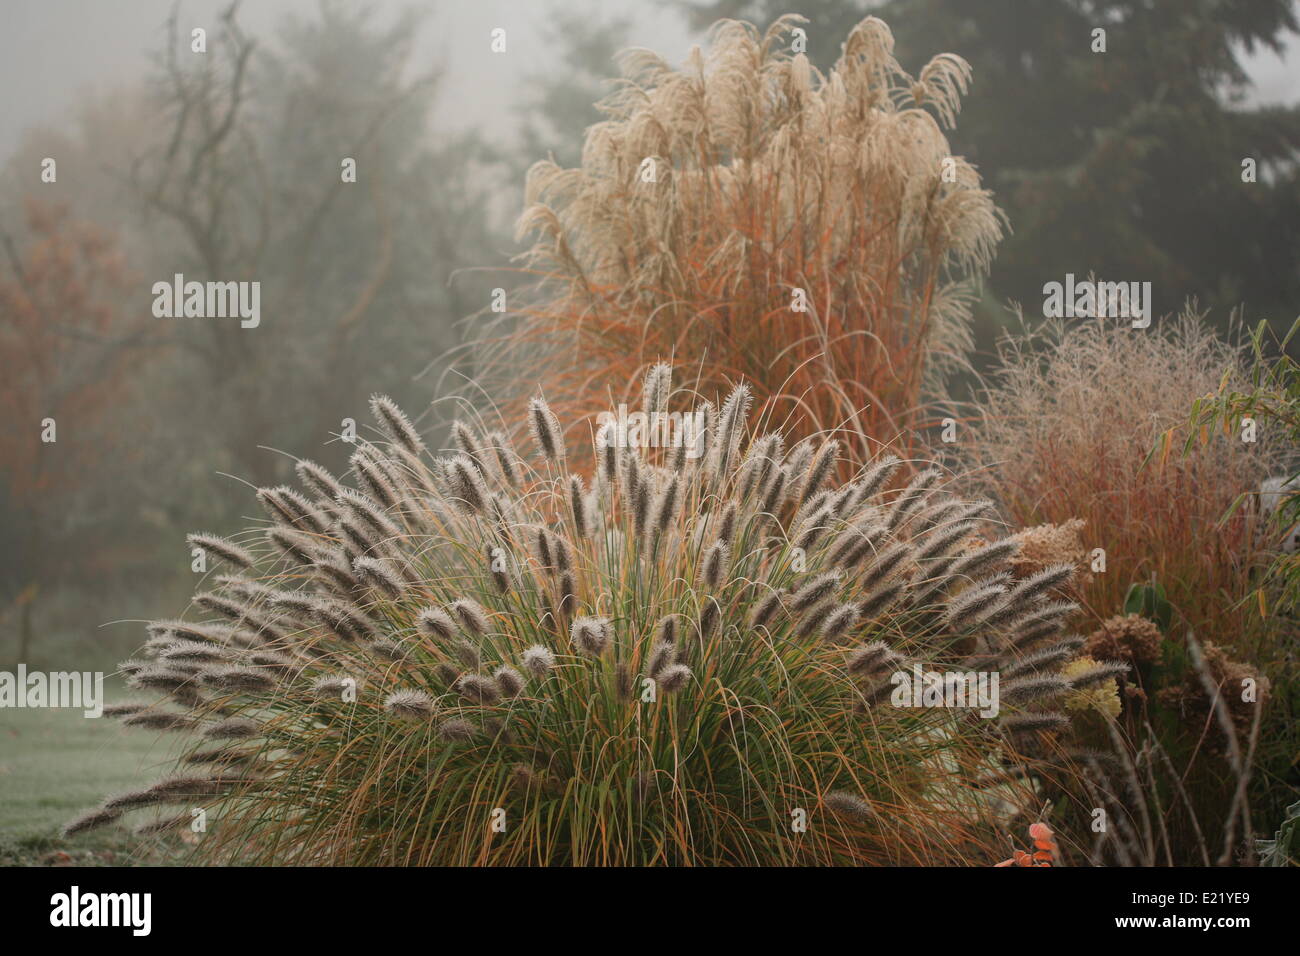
528,396,564,463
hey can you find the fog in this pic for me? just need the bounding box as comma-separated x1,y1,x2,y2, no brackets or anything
1,0,698,159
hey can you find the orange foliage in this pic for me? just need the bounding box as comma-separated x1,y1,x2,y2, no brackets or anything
0,200,145,506
995,822,1058,867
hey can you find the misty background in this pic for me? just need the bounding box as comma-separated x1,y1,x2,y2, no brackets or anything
2,0,1298,670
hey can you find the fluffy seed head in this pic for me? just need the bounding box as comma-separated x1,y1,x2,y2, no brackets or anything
1006,563,1076,608
856,454,901,499
267,527,317,566
699,540,730,590
789,572,841,613
446,455,489,513
456,673,500,705
295,459,344,503
859,579,906,618
656,614,679,645
697,597,722,640
858,539,913,588
186,533,256,570
483,430,522,488
716,500,739,544
451,419,485,464
495,665,525,697
488,546,515,593
760,466,789,517
350,451,401,510
521,644,554,678
886,467,943,530
571,616,611,656
336,488,401,540
847,641,900,678
569,474,590,537
438,718,476,742
1064,659,1129,689
598,426,619,484
642,362,672,418
203,667,276,694
946,579,1009,631
657,663,692,694
750,588,785,628
452,639,481,670
103,702,149,719
1000,712,1071,736
384,689,435,719
418,608,460,639
528,396,565,463
824,791,873,820
123,710,197,731
371,639,410,661
369,394,426,456
311,676,354,700
707,383,752,477
1003,674,1070,704
449,598,490,635
800,439,840,503
951,537,1021,581
353,556,404,599
128,668,195,693
258,486,327,533
647,641,676,679
203,717,259,739
820,603,860,642
63,808,123,836
795,601,836,639
655,473,681,534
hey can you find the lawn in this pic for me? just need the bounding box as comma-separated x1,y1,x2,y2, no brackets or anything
0,682,185,866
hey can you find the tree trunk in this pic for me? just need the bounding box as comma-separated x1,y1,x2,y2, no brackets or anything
17,588,33,664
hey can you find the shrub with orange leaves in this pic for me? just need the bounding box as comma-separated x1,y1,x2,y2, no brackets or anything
0,200,150,655
0,200,141,506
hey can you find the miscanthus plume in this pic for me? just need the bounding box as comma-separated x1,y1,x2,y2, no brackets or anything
70,366,1113,865
493,13,1004,457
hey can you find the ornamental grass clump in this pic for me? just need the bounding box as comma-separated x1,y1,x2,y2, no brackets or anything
964,312,1278,640
70,365,1109,865
963,311,1292,863
491,14,1003,461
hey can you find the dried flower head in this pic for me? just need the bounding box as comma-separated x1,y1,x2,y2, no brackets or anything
1061,657,1123,719
824,791,873,821
527,396,565,463
521,644,555,678
1084,614,1163,667
385,689,434,719
186,533,256,570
